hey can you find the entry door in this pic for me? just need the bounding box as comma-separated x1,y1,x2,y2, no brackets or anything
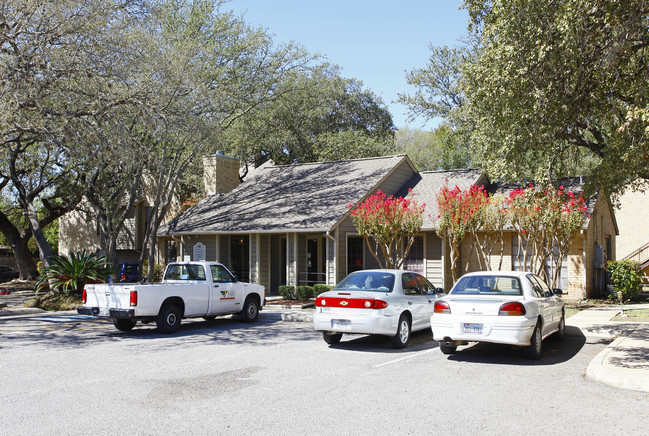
307,237,323,286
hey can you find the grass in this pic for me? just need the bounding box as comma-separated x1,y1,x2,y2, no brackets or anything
613,309,649,322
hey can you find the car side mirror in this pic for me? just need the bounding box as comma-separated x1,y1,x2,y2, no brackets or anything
553,288,563,296
436,287,445,294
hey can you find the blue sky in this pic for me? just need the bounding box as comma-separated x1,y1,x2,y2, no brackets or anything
225,1,469,129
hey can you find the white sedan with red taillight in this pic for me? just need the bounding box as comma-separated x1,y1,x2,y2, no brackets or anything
313,269,445,348
430,271,565,359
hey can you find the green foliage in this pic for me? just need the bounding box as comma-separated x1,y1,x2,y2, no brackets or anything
462,0,649,195
395,125,475,171
142,260,165,282
349,190,425,269
607,260,642,300
279,285,296,300
313,284,331,296
35,251,112,297
223,66,396,166
296,285,314,300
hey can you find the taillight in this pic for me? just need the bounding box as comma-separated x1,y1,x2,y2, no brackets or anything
434,300,451,314
499,302,526,316
130,290,138,307
315,296,388,309
372,300,388,309
120,274,126,281
82,288,87,304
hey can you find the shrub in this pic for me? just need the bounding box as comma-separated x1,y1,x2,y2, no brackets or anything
297,285,314,299
313,284,331,296
279,285,296,300
608,260,642,300
35,250,112,297
142,261,165,282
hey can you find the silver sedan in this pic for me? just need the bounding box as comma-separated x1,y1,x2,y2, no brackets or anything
313,269,445,349
431,271,565,359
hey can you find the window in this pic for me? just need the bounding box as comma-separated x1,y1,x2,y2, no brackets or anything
335,271,395,292
402,273,427,295
404,236,424,274
163,264,206,281
347,236,364,274
210,264,235,283
451,275,522,296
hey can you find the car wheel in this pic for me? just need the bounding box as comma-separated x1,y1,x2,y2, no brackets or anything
156,303,182,334
323,332,342,345
390,315,411,349
113,318,136,332
556,311,565,339
439,342,457,355
240,297,259,323
524,322,542,359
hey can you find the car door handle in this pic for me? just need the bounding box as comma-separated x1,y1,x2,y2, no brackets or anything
408,301,412,305
214,284,219,288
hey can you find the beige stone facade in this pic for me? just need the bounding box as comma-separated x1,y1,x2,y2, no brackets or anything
615,189,649,276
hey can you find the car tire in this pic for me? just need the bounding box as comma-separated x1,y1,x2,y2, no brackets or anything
240,297,259,323
524,321,542,359
323,332,342,345
113,318,136,332
156,303,182,334
390,315,411,349
439,342,457,355
556,311,565,339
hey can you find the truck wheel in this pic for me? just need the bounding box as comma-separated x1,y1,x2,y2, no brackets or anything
156,303,181,333
113,318,136,332
323,332,342,345
240,297,259,323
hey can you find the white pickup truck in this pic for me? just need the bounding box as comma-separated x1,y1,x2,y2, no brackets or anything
77,261,265,333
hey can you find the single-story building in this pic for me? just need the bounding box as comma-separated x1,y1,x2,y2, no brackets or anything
157,153,618,299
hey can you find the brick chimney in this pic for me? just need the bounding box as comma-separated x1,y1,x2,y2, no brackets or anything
203,151,240,196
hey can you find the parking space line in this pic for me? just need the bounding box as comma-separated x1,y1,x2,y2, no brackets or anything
371,348,436,368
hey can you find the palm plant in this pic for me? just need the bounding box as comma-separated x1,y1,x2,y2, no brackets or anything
36,250,112,296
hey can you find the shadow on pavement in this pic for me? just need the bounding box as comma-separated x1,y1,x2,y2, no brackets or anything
443,332,591,366
324,329,438,354
0,315,319,350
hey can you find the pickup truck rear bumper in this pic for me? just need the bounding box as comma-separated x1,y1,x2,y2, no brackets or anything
77,307,135,318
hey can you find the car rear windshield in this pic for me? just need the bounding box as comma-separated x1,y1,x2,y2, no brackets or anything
451,275,522,296
335,272,395,292
164,264,206,281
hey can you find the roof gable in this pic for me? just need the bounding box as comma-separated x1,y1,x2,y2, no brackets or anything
163,155,414,235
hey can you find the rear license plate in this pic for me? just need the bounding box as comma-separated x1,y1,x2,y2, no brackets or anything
99,307,110,317
463,323,483,334
332,319,351,331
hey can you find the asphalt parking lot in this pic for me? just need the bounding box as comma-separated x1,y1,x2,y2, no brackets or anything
2,313,649,435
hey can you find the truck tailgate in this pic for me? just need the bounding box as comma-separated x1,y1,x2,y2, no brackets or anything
84,284,134,315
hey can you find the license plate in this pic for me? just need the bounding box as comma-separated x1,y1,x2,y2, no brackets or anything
99,307,110,317
332,319,351,331
463,323,483,334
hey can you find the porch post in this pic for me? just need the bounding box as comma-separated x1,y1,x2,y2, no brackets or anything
287,232,297,287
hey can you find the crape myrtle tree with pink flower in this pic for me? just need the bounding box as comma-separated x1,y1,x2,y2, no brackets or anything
348,190,426,269
437,183,588,287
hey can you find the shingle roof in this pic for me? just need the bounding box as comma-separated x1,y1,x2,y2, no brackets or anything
162,155,411,235
395,168,485,230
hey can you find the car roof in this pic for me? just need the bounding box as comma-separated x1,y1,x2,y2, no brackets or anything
460,271,530,279
349,269,417,274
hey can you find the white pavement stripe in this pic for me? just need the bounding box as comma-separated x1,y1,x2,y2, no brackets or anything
371,348,436,368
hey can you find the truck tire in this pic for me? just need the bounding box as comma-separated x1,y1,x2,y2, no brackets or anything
113,318,136,332
240,297,259,323
156,303,181,333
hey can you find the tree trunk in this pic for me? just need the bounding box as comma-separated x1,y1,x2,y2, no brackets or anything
13,238,38,279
